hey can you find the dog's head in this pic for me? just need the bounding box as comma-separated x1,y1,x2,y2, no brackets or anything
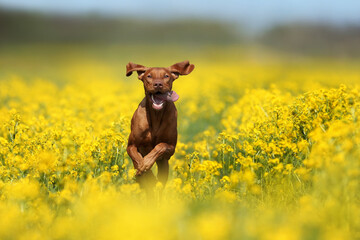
126,60,194,110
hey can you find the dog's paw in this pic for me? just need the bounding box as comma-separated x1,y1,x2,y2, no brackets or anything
135,163,145,176
135,169,143,176
135,167,150,176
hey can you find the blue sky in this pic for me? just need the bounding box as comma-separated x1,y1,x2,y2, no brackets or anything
1,0,360,30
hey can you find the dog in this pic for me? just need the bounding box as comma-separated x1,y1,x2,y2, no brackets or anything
126,61,194,187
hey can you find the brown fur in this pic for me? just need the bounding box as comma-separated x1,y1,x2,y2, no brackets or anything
126,61,194,186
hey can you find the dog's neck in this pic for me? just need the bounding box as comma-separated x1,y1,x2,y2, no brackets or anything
145,95,167,131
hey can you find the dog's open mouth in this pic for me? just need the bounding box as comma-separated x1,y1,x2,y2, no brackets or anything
150,91,179,110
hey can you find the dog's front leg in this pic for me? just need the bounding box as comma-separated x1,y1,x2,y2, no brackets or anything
127,144,145,175
138,143,175,174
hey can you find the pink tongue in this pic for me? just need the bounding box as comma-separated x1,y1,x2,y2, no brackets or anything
167,91,179,102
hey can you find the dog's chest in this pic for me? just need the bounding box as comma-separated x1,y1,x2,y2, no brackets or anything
137,129,161,156
141,127,162,145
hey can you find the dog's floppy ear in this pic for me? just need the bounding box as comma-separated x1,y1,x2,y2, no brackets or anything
169,60,195,80
126,62,148,80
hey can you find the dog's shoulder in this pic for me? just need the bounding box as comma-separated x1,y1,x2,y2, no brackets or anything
131,98,146,117
131,98,149,131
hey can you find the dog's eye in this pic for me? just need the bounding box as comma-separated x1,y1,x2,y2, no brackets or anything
147,74,152,78
164,74,169,78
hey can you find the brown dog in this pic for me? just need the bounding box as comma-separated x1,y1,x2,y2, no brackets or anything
126,61,195,187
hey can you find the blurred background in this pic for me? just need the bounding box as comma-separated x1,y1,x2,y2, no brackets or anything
0,0,360,81
1,0,360,52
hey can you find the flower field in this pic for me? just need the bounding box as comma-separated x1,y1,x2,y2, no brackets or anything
0,45,359,239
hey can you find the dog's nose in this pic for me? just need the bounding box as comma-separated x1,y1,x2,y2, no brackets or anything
153,82,163,89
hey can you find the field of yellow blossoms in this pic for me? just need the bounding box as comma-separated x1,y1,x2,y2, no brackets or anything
0,45,359,239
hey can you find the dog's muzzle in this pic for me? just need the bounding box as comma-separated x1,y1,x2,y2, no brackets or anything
150,91,179,110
